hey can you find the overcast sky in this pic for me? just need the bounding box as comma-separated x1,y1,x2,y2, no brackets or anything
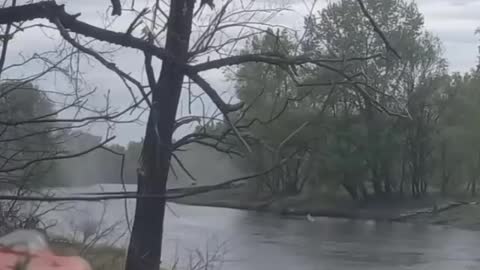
3,0,480,146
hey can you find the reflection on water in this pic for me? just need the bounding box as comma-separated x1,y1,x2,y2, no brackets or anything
41,185,480,270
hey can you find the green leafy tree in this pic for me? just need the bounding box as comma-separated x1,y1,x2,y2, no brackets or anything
435,73,480,195
231,29,332,195
0,81,61,187
305,0,446,198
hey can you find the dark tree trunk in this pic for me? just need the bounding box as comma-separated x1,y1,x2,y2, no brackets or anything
418,143,428,196
411,160,420,198
382,162,392,194
384,180,392,194
440,176,449,196
466,181,471,193
125,1,195,270
474,151,480,197
363,96,383,198
411,171,419,198
421,180,427,195
372,177,383,197
400,156,405,196
440,142,449,196
471,179,477,197
359,182,368,200
470,177,477,197
411,180,415,197
342,182,358,200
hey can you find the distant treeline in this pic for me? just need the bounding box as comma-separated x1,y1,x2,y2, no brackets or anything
0,81,246,189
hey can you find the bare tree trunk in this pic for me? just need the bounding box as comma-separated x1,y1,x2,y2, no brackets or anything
440,141,449,196
472,179,477,197
419,142,428,196
363,96,383,198
125,1,194,270
372,174,383,197
359,182,369,200
342,183,358,200
342,174,358,200
472,151,480,197
382,160,392,195
400,151,406,196
411,166,418,198
411,157,420,198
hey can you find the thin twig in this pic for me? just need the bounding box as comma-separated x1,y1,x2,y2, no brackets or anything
171,152,197,183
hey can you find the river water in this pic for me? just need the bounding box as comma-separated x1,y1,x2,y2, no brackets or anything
38,184,480,270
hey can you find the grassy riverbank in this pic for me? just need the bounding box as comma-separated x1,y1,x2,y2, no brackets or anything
172,187,480,230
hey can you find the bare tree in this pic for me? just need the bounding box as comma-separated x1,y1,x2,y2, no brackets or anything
0,1,402,270
0,1,147,264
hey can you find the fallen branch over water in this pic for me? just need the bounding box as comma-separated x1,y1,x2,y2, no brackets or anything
389,201,477,222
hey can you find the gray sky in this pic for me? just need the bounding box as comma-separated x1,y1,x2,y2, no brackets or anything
418,0,479,72
2,0,480,146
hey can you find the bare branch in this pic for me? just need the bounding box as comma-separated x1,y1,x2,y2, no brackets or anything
174,116,202,132
278,121,310,152
144,52,157,90
0,136,115,173
126,8,148,35
186,71,251,152
187,71,243,113
192,53,383,72
0,2,169,59
171,152,197,183
0,90,151,125
0,2,386,74
53,17,151,108
0,153,294,202
356,0,401,59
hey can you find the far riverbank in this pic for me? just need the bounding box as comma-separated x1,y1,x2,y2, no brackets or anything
172,187,480,230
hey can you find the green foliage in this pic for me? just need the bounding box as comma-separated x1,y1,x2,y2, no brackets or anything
5,0,479,200
0,82,143,187
0,81,60,187
208,0,463,200
434,73,480,194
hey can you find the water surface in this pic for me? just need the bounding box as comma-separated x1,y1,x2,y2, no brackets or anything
42,185,480,270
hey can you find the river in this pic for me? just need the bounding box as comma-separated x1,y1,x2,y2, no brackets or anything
37,184,480,270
